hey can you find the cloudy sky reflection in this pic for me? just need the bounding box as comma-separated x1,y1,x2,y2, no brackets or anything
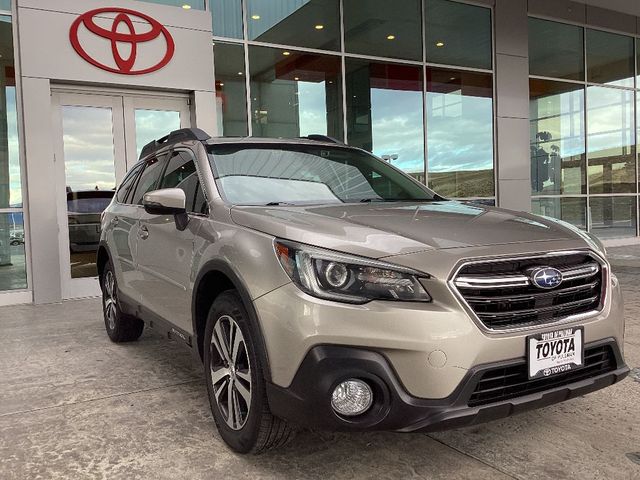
62,105,116,192
4,88,19,207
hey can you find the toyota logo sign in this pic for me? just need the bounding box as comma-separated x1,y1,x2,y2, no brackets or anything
69,7,175,75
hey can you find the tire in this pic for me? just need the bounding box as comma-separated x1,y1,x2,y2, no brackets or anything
101,260,144,343
204,290,293,454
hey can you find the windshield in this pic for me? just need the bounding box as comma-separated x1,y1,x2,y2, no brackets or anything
208,144,438,206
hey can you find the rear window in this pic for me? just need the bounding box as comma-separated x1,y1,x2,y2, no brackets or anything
67,195,113,213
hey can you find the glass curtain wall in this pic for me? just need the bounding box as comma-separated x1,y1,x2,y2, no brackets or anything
0,12,27,292
212,0,495,201
529,18,639,238
141,0,206,9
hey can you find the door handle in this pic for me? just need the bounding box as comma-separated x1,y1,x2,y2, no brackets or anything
139,225,149,240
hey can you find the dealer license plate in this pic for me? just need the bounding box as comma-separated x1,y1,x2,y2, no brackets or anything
527,326,584,379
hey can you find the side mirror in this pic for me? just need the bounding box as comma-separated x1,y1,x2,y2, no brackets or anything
143,188,189,230
143,188,186,215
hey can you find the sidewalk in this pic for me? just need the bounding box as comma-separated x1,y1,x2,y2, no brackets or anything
608,244,640,269
0,258,638,479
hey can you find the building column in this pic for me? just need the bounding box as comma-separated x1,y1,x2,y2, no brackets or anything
494,0,531,212
191,90,219,137
21,77,61,304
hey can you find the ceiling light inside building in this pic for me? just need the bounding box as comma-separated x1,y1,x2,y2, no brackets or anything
283,51,291,56
387,35,395,40
294,77,300,81
182,4,191,9
436,41,444,47
315,24,324,30
238,71,244,75
251,15,261,20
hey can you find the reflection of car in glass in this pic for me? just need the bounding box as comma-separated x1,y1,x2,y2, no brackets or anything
67,190,114,252
98,128,628,454
10,233,24,246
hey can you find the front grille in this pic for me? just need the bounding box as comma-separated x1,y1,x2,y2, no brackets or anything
468,345,616,407
452,252,604,330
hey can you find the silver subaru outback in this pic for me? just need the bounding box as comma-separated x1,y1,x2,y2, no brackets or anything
98,128,629,454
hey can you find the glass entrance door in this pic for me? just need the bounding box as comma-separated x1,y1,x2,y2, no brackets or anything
52,91,190,299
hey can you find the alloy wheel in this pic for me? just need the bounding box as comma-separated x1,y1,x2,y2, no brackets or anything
209,315,252,430
103,270,117,331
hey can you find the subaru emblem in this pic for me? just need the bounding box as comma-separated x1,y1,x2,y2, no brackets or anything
530,267,563,289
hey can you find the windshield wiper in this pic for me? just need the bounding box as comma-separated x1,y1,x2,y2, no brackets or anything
358,198,441,203
264,201,297,206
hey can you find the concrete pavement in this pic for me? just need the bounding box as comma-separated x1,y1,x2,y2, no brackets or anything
0,246,638,479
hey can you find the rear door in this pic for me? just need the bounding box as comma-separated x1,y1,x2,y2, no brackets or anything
104,162,144,303
125,154,169,306
136,149,207,334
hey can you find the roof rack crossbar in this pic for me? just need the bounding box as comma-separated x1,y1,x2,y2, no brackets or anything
139,128,211,159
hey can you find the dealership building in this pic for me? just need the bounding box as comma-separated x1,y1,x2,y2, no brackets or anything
1,0,640,305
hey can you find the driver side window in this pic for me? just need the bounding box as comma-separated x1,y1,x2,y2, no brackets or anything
160,150,208,215
130,155,167,205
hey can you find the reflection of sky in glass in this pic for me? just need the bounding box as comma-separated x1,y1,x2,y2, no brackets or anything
530,89,585,158
6,87,21,207
135,109,181,158
62,106,116,192
587,86,633,158
427,91,493,172
370,88,424,173
298,81,327,136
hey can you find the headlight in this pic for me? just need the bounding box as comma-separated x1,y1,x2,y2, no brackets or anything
274,240,431,304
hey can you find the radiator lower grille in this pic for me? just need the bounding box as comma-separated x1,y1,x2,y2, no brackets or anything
468,345,615,407
452,252,604,330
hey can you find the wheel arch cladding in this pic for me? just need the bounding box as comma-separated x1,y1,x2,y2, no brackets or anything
96,243,110,283
192,260,272,381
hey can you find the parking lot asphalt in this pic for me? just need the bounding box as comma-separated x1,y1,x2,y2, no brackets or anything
0,246,639,479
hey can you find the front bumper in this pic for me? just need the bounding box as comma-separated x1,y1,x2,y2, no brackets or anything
266,340,629,432
255,275,625,399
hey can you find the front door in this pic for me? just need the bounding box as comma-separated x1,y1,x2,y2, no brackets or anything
136,149,207,333
51,90,190,300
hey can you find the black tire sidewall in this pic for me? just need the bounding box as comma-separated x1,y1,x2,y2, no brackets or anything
203,291,265,453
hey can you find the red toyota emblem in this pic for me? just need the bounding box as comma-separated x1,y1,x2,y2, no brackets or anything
70,7,175,75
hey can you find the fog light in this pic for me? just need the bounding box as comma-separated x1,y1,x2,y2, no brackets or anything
331,379,373,416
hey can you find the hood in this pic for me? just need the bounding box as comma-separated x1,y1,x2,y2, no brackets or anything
230,201,582,259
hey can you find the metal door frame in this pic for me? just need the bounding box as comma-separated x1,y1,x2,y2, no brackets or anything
51,89,190,300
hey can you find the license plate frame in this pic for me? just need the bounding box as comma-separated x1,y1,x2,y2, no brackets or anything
526,326,584,380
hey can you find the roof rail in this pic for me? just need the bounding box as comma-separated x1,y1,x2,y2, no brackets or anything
139,128,211,159
301,134,344,144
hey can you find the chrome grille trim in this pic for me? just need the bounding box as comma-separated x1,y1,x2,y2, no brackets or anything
477,295,599,320
448,250,608,334
562,263,600,281
453,262,600,290
454,275,529,289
